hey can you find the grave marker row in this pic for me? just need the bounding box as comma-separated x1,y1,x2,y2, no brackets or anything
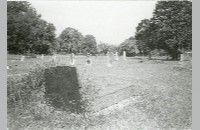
20,54,45,61
51,51,125,67
19,51,127,68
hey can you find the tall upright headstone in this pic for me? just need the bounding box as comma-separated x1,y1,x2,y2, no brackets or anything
123,51,127,60
107,52,113,67
20,56,25,61
180,54,184,61
70,53,75,65
115,52,119,61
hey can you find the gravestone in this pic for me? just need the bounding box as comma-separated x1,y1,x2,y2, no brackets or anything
123,51,127,60
107,52,113,67
180,52,192,61
115,52,119,61
179,52,192,69
44,66,83,113
20,56,25,61
41,54,44,59
86,53,92,66
180,54,184,61
7,66,9,70
70,53,75,65
52,54,57,62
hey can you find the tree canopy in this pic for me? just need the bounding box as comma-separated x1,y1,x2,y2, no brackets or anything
7,1,56,54
97,42,119,55
135,1,192,60
118,37,138,56
57,28,98,54
82,35,98,55
58,27,84,53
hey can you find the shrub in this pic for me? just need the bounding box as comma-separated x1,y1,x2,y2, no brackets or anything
7,60,57,114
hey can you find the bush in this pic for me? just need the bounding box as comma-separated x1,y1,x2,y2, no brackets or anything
7,61,57,113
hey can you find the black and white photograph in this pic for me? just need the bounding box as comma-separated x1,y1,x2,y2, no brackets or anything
7,0,192,130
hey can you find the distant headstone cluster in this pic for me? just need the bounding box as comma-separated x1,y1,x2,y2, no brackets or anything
65,51,123,67
20,54,45,61
18,51,128,68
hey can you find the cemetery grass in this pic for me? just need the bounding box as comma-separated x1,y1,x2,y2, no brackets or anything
7,54,192,130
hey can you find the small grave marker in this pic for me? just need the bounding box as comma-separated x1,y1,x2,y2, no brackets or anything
115,52,119,60
107,52,113,67
123,51,127,60
86,53,92,66
179,52,192,68
20,56,25,61
180,52,192,61
52,54,57,62
70,53,75,65
41,54,44,59
7,66,9,69
180,54,184,61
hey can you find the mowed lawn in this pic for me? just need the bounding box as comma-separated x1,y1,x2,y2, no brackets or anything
7,54,192,129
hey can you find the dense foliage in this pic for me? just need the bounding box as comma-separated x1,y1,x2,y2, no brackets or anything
135,1,192,60
57,28,98,54
7,1,56,54
82,35,98,55
8,1,192,59
118,37,138,56
57,27,84,53
97,42,118,55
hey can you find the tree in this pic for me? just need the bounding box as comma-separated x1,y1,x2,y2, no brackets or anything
7,1,56,54
58,27,84,53
135,1,192,60
97,42,110,55
152,1,192,60
135,19,158,58
30,21,56,54
119,37,138,57
82,35,98,55
108,45,119,53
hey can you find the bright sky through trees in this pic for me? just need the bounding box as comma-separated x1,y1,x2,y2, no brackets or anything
29,1,157,45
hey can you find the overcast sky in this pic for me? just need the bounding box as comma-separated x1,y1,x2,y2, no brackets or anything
28,1,157,45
